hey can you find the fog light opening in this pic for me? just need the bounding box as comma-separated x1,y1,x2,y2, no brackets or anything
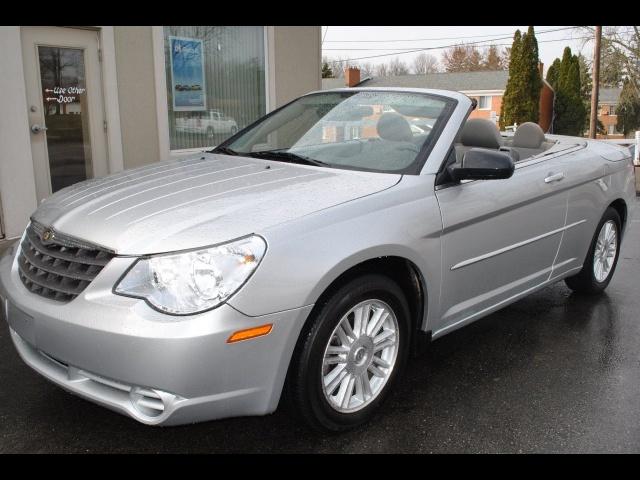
130,387,165,418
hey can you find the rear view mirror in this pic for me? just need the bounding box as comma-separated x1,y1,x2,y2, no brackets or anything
448,148,515,181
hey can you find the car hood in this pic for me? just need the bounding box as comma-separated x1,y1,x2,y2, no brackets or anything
32,153,401,255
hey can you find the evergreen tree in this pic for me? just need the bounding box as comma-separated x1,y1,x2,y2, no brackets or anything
577,54,592,100
321,62,334,79
499,30,523,129
616,78,640,136
546,58,562,89
577,54,593,132
521,26,542,124
499,27,541,129
553,47,586,136
557,47,573,91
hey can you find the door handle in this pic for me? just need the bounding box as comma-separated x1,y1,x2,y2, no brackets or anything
544,172,565,183
30,124,48,134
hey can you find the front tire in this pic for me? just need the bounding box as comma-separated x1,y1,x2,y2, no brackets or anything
565,207,621,295
288,274,411,432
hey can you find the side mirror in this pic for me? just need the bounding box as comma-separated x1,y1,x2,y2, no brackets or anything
448,148,515,181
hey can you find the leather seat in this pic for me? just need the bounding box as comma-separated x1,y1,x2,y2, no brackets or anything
366,113,419,170
461,118,504,149
376,113,413,142
456,118,519,162
511,122,547,159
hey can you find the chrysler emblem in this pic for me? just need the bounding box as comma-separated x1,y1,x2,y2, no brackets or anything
42,229,54,242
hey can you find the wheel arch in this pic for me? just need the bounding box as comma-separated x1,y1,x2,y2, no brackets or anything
608,198,628,234
301,253,431,358
280,253,432,411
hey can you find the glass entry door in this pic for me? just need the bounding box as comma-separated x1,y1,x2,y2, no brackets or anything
21,27,107,201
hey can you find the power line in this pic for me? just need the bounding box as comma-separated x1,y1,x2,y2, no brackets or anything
325,29,568,62
326,30,615,64
324,27,579,53
324,35,580,50
325,37,571,50
323,26,576,43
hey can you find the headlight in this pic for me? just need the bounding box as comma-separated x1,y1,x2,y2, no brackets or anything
114,235,266,315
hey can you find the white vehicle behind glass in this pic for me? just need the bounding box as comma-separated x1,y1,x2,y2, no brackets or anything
175,110,238,138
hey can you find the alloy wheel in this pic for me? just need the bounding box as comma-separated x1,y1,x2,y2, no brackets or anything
593,219,618,283
321,299,399,413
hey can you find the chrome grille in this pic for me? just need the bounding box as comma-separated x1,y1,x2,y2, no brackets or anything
17,222,114,302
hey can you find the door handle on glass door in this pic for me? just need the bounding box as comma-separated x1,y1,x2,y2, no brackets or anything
30,124,48,134
544,172,565,183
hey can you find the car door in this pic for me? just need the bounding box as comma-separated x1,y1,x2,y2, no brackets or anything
433,153,569,336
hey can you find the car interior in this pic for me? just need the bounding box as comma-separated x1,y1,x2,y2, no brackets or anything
454,119,557,163
290,111,429,172
237,97,561,174
293,115,560,173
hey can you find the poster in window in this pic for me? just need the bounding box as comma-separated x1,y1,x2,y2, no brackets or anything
169,36,206,111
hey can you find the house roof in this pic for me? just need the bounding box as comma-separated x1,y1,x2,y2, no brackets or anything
599,87,622,104
322,70,510,92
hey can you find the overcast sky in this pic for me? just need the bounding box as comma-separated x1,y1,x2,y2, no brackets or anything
322,26,593,75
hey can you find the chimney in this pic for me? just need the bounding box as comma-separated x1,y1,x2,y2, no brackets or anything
538,62,544,78
345,67,361,88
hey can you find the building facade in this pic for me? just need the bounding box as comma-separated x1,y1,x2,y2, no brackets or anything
597,87,624,139
0,26,321,240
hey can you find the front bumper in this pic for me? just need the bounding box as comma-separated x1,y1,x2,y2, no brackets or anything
0,244,312,425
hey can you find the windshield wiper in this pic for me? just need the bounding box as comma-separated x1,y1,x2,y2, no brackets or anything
211,146,239,156
247,149,328,167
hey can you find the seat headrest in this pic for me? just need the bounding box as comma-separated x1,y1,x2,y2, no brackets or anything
461,118,503,149
512,122,546,149
377,113,413,142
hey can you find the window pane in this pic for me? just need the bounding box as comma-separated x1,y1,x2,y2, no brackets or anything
478,96,491,109
39,46,92,192
164,26,266,150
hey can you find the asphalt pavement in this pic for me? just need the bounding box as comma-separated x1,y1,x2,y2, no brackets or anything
1,198,639,453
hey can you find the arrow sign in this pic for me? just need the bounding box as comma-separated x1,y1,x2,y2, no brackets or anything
45,97,58,102
45,88,54,92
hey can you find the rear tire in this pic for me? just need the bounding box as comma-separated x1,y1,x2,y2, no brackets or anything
565,207,621,295
287,274,411,432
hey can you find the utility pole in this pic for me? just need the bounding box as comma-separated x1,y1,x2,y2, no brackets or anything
589,26,602,139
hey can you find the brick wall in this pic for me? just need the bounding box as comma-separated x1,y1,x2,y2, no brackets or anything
598,105,622,138
467,86,553,132
539,83,554,132
468,95,503,125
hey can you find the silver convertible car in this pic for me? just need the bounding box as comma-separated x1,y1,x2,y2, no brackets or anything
0,88,636,431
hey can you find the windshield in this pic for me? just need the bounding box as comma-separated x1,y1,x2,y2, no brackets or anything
221,90,454,174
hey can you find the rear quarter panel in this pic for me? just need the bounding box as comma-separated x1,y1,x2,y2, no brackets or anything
553,142,636,278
